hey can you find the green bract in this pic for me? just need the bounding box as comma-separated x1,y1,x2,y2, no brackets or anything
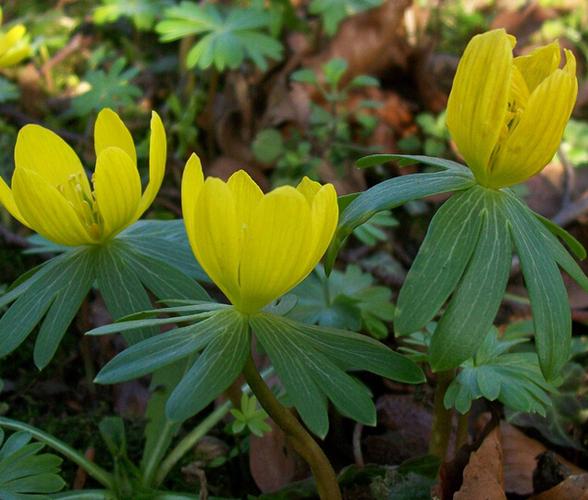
156,2,283,71
89,302,424,439
328,154,588,381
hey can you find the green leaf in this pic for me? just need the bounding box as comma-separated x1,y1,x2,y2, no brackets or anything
95,241,158,345
33,248,98,369
156,3,283,71
94,0,173,30
252,129,284,164
0,76,19,103
0,430,64,496
326,166,474,272
444,330,554,415
166,309,249,421
348,74,379,88
119,220,208,282
323,58,348,87
430,189,511,370
533,212,586,260
94,311,233,384
290,68,317,84
309,0,383,35
501,193,571,380
356,153,469,171
251,313,423,437
0,249,91,358
395,187,485,336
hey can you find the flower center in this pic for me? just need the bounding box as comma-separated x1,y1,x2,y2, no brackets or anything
57,172,102,240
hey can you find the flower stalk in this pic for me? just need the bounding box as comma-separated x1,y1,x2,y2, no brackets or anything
429,369,454,461
242,354,341,500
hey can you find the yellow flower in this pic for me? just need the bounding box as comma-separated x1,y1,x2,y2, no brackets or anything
181,155,339,314
0,9,31,68
0,108,167,246
446,29,578,188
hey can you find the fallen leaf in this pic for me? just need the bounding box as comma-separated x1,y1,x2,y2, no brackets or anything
454,426,506,500
530,474,588,500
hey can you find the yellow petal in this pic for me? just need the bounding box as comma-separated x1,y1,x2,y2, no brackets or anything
489,49,577,188
303,183,339,276
514,41,561,93
0,175,29,226
296,176,321,203
136,111,166,217
0,45,30,68
239,186,313,313
15,124,91,193
181,153,204,253
0,25,25,55
227,170,263,244
446,29,515,185
192,178,241,305
93,147,142,239
12,168,93,246
94,108,137,164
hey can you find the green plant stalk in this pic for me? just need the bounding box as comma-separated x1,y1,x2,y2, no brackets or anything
242,354,342,500
0,416,114,489
429,369,454,461
154,400,231,486
455,411,469,451
142,418,176,486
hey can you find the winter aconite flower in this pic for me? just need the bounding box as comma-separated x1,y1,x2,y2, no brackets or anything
0,9,31,68
446,29,577,188
182,155,338,314
0,108,166,246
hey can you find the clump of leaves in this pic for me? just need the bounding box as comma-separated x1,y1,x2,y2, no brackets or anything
94,0,173,31
230,394,271,437
354,211,398,246
70,57,141,117
0,77,18,104
288,265,395,339
253,57,380,184
562,119,588,167
156,2,283,71
309,0,384,36
0,430,65,497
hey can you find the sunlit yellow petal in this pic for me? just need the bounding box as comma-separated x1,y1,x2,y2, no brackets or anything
0,25,25,55
181,153,204,253
0,45,30,67
192,178,241,304
15,124,90,193
514,41,560,93
489,50,577,188
94,147,142,239
446,29,515,185
136,111,166,216
227,170,263,244
303,184,338,276
94,108,137,164
12,168,93,246
296,176,321,203
239,187,313,313
0,176,29,226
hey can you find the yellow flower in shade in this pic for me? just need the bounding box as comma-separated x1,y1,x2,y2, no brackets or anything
0,9,31,68
0,108,167,246
181,155,339,314
446,29,578,189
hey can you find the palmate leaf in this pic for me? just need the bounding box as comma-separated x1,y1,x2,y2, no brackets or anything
309,0,383,35
444,329,554,415
94,0,173,31
326,154,475,272
156,2,283,71
250,313,424,437
0,430,65,498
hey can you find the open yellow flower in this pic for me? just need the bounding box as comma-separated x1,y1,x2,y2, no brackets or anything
0,108,167,246
182,155,338,314
0,9,31,68
446,29,578,188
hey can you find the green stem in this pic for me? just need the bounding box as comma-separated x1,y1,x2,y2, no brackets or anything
429,370,454,461
154,401,232,487
142,419,176,487
242,355,341,500
0,417,114,489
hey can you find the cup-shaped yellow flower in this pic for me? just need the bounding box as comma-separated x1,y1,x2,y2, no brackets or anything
0,9,31,68
446,29,578,189
182,155,338,314
0,108,167,246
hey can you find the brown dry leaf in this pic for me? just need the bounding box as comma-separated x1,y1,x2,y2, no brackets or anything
454,426,506,500
500,422,585,495
249,419,306,493
304,0,413,84
491,3,555,46
530,474,588,500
